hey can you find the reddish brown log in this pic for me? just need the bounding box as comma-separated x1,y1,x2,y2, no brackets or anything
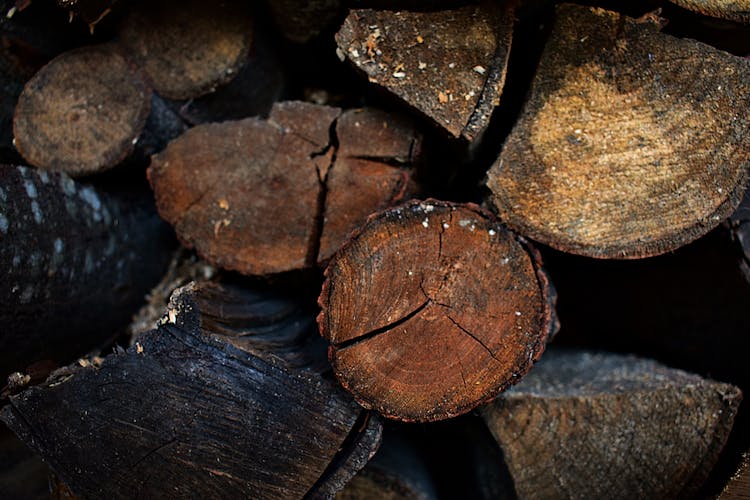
482,349,742,499
318,199,556,422
486,4,750,259
118,0,255,100
12,44,152,176
149,101,421,275
336,2,514,140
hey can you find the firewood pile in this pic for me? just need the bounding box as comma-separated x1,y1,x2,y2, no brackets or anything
2,0,750,498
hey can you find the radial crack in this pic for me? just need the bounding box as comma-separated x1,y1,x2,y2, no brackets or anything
334,299,431,350
446,315,502,363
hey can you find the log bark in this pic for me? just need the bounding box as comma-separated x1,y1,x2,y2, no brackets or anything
486,4,750,258
668,0,750,23
12,44,154,176
318,199,557,422
0,165,173,380
336,2,514,141
149,101,421,275
481,349,742,499
117,0,255,101
0,280,382,498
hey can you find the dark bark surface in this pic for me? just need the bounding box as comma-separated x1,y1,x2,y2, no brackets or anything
1,280,382,498
482,349,742,499
0,165,173,380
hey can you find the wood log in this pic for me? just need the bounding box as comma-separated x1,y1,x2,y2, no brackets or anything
486,4,750,259
12,44,155,176
481,349,742,499
336,2,514,141
149,101,421,275
668,0,750,23
318,199,557,422
0,279,382,498
337,430,437,499
0,165,173,380
117,0,255,101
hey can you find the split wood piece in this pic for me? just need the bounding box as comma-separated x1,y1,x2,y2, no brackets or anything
167,281,329,373
481,350,742,499
0,282,382,499
118,0,254,100
336,3,514,141
0,165,173,380
337,432,437,500
668,0,750,24
486,4,750,259
149,101,420,275
720,451,750,498
319,199,556,422
265,0,342,43
13,44,153,176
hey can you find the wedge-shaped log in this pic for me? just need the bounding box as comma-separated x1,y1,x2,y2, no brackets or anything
1,281,382,498
0,165,172,379
149,101,420,275
336,3,514,141
482,350,742,499
319,199,556,422
486,4,750,258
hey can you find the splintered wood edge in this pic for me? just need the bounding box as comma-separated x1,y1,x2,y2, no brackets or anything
317,199,556,422
487,4,750,259
13,44,151,175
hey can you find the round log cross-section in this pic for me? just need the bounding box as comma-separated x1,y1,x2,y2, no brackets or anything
13,44,151,176
318,200,555,422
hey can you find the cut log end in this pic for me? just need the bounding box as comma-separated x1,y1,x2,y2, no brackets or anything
319,199,555,422
13,44,151,176
482,349,742,499
486,4,750,258
336,3,514,141
118,0,254,100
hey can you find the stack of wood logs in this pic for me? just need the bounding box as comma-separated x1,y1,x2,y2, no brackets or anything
2,0,750,497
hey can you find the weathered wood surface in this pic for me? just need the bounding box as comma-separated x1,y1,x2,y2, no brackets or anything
486,4,750,258
0,165,173,379
336,3,514,141
319,199,556,422
721,451,750,498
13,44,152,176
482,349,742,499
149,101,420,275
669,0,750,23
118,0,254,100
1,280,382,498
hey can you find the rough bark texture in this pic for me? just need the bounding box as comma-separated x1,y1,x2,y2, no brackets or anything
668,0,750,23
149,101,420,275
336,3,514,141
13,44,152,176
266,0,342,43
481,349,742,499
118,0,254,100
486,4,750,258
0,165,173,380
337,431,437,500
1,280,382,499
319,199,556,422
